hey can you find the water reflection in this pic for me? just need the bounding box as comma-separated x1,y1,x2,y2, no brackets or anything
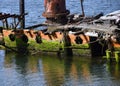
1,52,120,86
41,55,65,86
4,52,13,68
63,57,92,86
4,52,46,86
106,62,120,79
15,54,28,74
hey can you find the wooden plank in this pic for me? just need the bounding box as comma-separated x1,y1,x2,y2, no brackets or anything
55,24,118,34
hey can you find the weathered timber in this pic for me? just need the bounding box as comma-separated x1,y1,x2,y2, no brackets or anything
0,13,28,29
100,10,120,20
25,23,47,29
3,45,17,52
0,13,21,20
47,24,118,34
63,31,73,56
19,0,25,29
4,19,9,29
89,37,107,57
80,0,85,17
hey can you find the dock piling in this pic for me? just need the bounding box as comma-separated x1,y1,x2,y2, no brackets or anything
63,31,73,56
19,0,25,29
90,37,106,57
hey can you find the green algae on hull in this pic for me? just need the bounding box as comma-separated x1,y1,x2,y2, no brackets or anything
2,36,90,56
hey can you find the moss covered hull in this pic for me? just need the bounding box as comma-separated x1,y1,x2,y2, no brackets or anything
1,29,120,56
0,29,90,56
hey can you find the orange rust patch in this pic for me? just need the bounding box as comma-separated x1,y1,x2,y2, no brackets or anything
3,30,120,48
69,34,89,44
2,30,89,44
113,42,120,48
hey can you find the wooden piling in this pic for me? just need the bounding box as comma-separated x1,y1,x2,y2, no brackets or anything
89,37,106,57
5,19,9,29
19,0,25,29
63,31,73,56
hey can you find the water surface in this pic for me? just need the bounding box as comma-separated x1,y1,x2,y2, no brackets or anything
0,51,120,86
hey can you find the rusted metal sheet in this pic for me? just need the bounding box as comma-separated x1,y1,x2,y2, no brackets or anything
42,0,69,18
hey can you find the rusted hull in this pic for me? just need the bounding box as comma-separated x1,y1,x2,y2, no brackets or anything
2,29,89,45
2,29,120,48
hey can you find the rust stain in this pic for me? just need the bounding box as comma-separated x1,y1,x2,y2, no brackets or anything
2,30,120,48
43,0,69,18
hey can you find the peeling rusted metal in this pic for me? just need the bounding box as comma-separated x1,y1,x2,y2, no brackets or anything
43,0,69,18
42,0,69,24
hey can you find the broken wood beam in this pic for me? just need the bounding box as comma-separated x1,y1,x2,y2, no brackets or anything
25,23,47,29
56,24,118,34
0,13,27,20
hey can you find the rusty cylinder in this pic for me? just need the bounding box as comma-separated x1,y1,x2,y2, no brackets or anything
43,0,69,19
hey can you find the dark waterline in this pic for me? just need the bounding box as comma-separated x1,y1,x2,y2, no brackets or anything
0,51,120,86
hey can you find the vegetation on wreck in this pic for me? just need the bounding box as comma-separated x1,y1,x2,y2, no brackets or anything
1,36,90,56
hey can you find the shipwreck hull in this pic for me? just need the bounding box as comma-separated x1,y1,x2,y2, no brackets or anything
0,29,120,57
0,29,91,56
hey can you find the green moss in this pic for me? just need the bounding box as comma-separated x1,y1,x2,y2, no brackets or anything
3,36,91,55
4,37,16,47
72,44,89,48
115,47,120,51
72,49,90,56
28,40,61,51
